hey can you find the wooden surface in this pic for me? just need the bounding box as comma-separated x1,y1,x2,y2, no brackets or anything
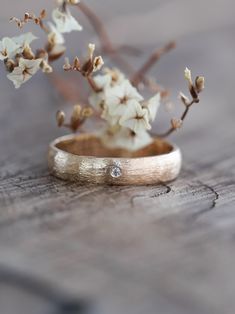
0,1,235,313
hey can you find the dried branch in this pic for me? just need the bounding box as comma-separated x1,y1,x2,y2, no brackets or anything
131,41,176,87
63,44,104,94
77,2,134,74
56,104,93,132
154,70,205,138
10,10,49,33
87,76,102,93
77,2,113,54
76,2,174,95
156,99,198,138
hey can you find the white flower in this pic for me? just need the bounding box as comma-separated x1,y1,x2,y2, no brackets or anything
48,44,66,61
48,22,65,45
101,126,153,151
0,37,20,60
89,69,126,111
88,74,112,110
0,33,37,61
101,107,120,126
47,23,66,60
142,93,161,122
103,67,126,86
119,100,151,133
116,128,153,151
105,79,144,116
7,58,42,88
52,7,82,33
12,32,37,47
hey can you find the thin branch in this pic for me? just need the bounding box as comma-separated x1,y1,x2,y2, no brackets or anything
87,76,102,93
155,99,198,138
77,2,113,54
153,70,205,138
131,41,176,87
77,2,134,74
77,2,174,95
10,10,49,33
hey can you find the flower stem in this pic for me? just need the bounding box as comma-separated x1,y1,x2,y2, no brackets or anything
87,76,102,93
155,99,198,138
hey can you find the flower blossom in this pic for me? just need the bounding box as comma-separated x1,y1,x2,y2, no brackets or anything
12,32,37,47
119,101,151,133
48,22,65,45
88,68,126,111
101,126,153,151
142,93,161,122
7,58,42,88
0,37,20,60
47,22,66,60
0,32,37,61
89,68,161,150
105,79,144,116
52,7,82,33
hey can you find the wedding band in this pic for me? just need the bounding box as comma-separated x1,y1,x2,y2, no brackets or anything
48,134,182,185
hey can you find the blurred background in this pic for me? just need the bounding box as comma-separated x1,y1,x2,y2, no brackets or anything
0,0,235,154
0,1,235,314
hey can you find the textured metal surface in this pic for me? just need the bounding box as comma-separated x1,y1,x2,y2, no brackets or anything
48,134,182,185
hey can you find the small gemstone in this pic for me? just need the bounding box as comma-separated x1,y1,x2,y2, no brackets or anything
110,166,122,178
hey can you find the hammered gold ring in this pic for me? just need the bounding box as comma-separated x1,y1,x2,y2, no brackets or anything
48,134,182,185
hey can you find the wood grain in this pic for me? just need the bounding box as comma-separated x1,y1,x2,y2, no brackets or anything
0,1,235,313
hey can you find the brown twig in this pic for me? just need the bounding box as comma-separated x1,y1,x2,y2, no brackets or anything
153,71,205,138
77,2,175,95
131,41,176,87
77,2,134,74
10,10,49,33
155,99,199,138
87,76,102,93
77,2,113,54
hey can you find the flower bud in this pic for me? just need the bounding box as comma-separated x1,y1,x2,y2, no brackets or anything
82,107,93,118
63,57,72,71
56,111,65,127
71,104,82,121
171,118,183,130
41,60,53,73
73,57,80,71
24,13,30,21
179,92,190,106
184,67,193,85
4,59,15,72
88,43,95,59
22,43,35,60
70,104,82,131
195,76,205,93
67,0,80,4
40,9,46,19
93,56,104,72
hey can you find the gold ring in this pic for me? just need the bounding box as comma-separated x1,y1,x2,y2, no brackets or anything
48,134,182,185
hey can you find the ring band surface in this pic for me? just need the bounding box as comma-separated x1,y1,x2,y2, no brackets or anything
48,134,182,185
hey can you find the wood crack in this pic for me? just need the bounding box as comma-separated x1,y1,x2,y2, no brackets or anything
190,180,219,220
131,183,172,207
